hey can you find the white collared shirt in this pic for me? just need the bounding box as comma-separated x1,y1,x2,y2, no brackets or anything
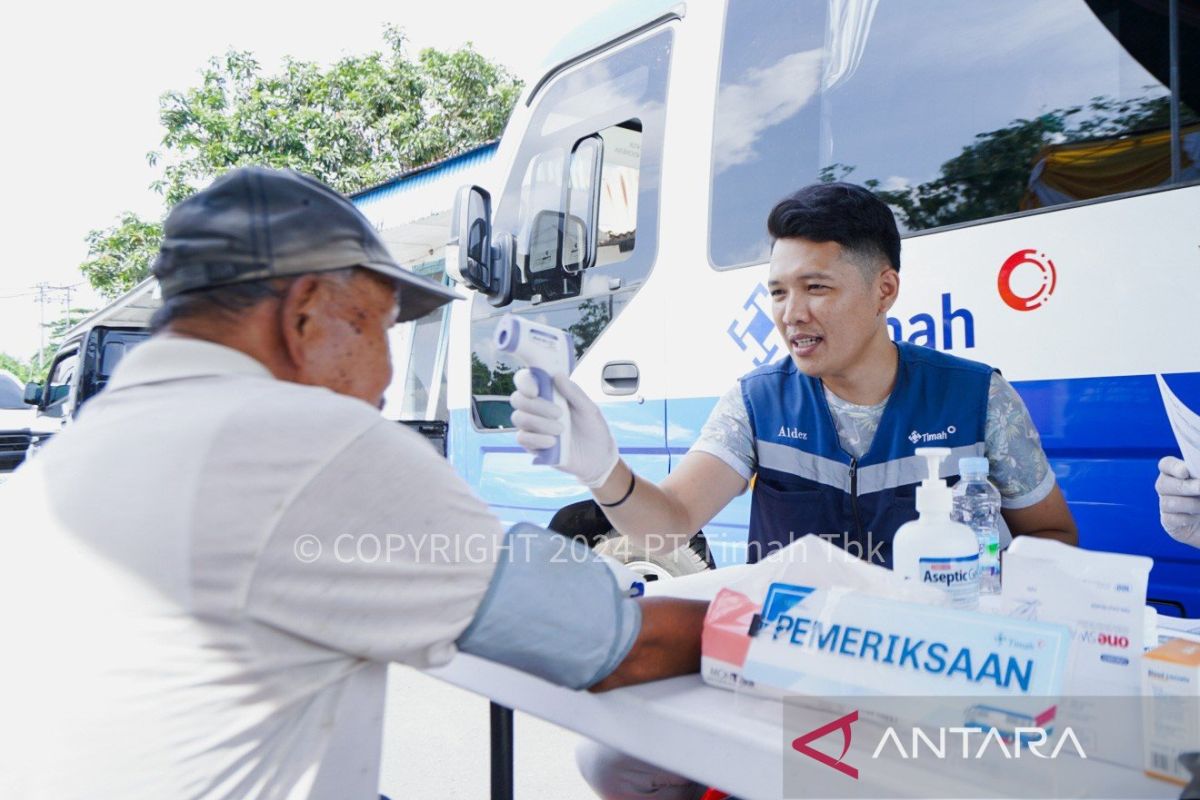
0,336,503,799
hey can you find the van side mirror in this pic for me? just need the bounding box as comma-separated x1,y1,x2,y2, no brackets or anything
447,185,512,308
23,382,41,406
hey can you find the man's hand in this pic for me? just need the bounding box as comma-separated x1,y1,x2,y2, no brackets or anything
589,598,709,692
509,369,619,488
1157,456,1200,548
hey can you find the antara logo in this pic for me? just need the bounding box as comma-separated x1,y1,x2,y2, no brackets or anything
792,710,859,779
791,709,1088,781
908,426,957,445
873,725,1087,761
778,426,808,440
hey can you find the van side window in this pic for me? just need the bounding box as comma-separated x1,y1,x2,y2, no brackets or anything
100,342,127,376
709,0,1197,268
509,122,644,304
594,124,640,268
382,258,452,422
471,31,672,429
45,351,79,415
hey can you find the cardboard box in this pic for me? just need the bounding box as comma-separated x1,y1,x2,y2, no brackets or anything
1142,638,1200,785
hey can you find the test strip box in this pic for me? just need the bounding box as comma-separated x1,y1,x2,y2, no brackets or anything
1142,638,1200,785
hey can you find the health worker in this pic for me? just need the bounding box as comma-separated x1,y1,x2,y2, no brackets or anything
0,167,708,800
508,181,1078,800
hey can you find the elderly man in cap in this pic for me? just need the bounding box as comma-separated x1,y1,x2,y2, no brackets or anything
0,167,706,799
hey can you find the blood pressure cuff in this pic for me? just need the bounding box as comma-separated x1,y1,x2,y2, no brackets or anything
456,523,642,690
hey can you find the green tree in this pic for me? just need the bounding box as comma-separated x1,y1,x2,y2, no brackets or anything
0,302,94,383
151,27,521,206
83,27,521,298
79,213,163,300
0,353,34,383
470,353,517,395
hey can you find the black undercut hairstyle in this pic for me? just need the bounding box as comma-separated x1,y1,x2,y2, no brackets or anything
766,182,901,274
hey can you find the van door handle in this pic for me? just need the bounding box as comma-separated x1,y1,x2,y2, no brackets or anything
601,361,639,396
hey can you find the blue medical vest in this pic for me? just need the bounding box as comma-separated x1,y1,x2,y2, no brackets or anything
742,342,994,568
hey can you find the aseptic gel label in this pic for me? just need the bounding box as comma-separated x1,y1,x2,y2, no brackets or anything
919,554,980,609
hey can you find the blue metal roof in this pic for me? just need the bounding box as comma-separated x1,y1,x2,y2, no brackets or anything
351,140,499,208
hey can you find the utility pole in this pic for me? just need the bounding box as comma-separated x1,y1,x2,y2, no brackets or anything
34,282,49,373
29,282,83,374
58,283,74,328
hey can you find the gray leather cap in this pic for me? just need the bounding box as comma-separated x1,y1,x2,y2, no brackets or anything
152,166,461,322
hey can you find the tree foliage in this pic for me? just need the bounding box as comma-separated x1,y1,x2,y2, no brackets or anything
82,27,521,298
1,306,96,383
0,353,35,384
567,299,612,361
150,26,521,205
79,213,163,300
471,353,515,397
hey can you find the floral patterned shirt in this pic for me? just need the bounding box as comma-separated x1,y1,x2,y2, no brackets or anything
692,372,1054,509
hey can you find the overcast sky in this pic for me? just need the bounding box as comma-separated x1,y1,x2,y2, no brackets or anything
0,0,599,358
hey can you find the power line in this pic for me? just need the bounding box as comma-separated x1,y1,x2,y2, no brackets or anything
0,283,82,301
2,283,90,370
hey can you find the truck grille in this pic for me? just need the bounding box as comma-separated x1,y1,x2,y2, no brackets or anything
0,431,32,453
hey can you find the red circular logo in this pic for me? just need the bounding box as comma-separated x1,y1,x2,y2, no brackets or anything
998,249,1057,311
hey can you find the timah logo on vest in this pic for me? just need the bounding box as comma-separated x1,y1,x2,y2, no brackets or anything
908,425,957,445
778,426,808,440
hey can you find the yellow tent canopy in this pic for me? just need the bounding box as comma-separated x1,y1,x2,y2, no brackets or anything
1021,122,1199,209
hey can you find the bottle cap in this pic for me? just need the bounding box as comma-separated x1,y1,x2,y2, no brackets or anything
959,457,989,477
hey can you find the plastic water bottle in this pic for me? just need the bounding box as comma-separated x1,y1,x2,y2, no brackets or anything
952,457,1001,594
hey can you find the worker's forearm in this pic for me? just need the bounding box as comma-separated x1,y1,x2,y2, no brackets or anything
590,597,708,692
1002,486,1078,549
591,460,697,550
1016,527,1079,546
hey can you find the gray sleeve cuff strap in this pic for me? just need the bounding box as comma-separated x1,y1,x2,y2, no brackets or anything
456,523,643,690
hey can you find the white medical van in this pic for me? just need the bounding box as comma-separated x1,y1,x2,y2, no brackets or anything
0,370,37,474
435,0,1200,610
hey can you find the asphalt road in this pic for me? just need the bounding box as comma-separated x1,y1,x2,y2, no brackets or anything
379,664,597,798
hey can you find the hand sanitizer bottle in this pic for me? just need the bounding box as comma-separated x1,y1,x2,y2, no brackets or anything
892,447,981,610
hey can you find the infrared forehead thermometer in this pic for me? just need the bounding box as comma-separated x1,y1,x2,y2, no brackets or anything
493,315,576,467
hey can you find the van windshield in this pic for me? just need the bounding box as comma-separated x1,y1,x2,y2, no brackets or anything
0,374,25,409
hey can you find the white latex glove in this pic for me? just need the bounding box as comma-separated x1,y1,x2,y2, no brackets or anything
1156,456,1200,548
509,368,619,488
